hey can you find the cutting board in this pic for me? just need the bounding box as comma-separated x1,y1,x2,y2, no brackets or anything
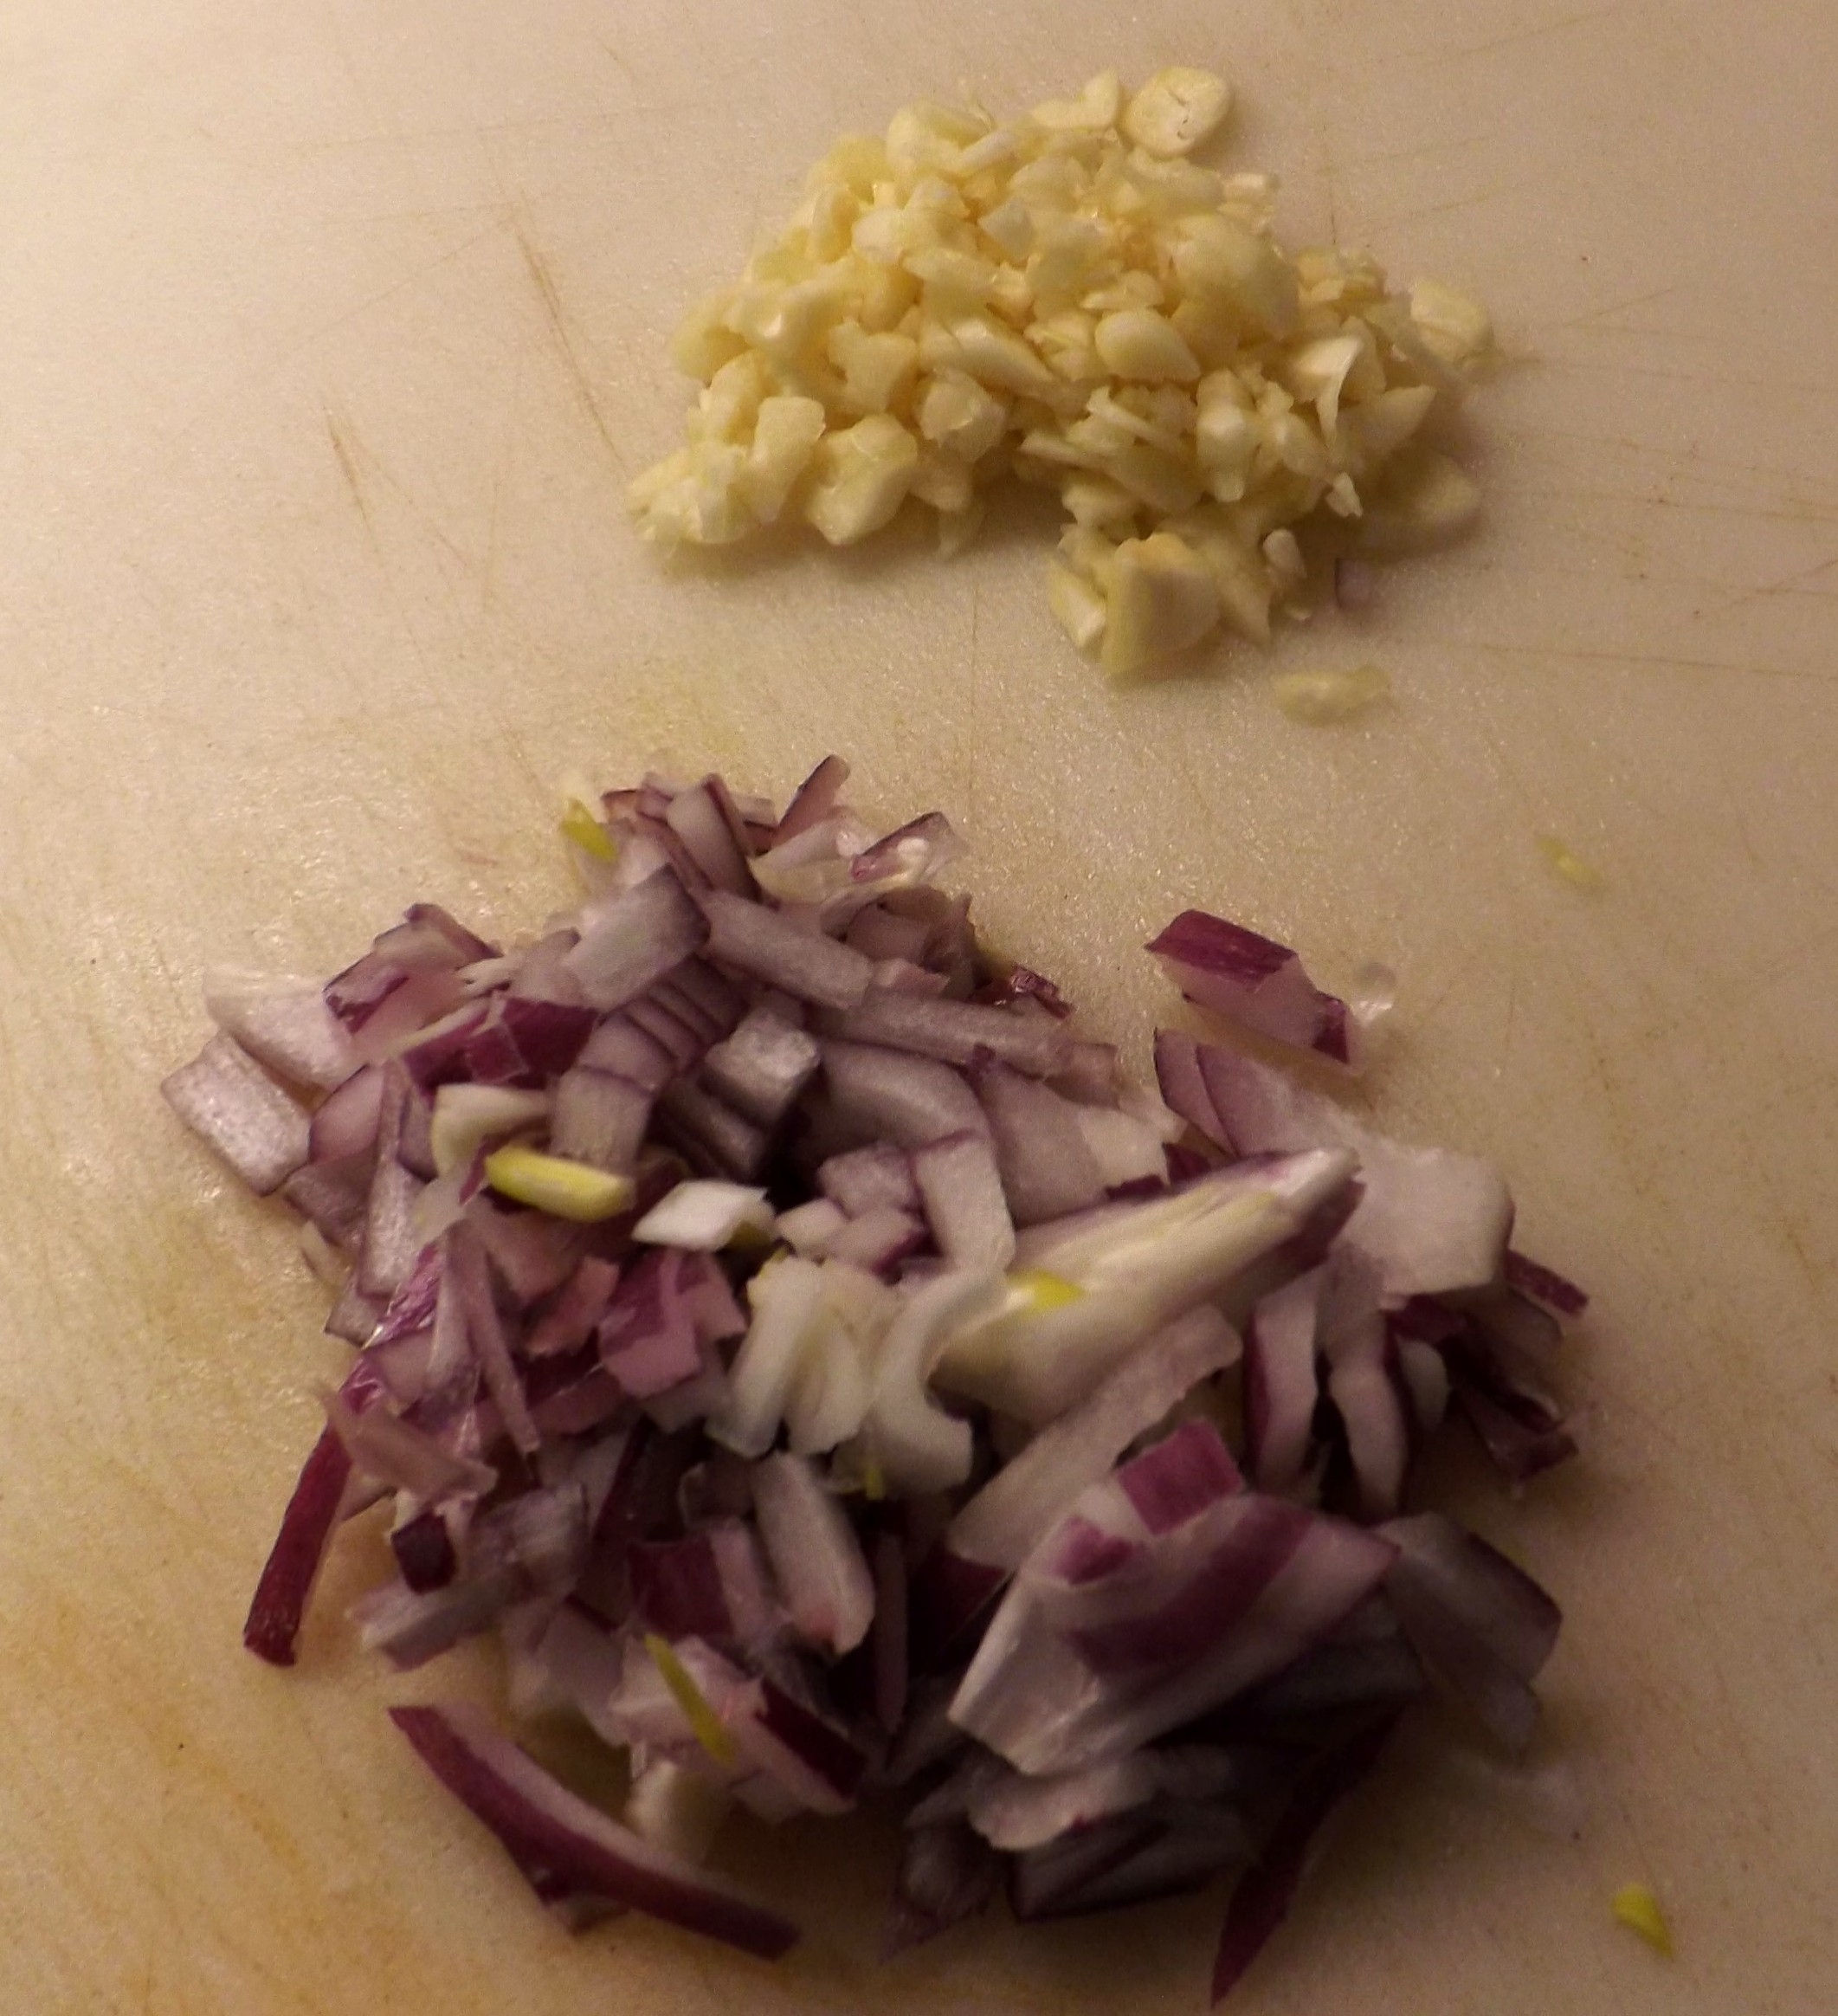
3,0,1835,2010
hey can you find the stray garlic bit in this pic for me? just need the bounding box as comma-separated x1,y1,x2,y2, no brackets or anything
1269,662,1392,724
1610,1883,1673,1956
631,67,1493,678
1538,835,1605,892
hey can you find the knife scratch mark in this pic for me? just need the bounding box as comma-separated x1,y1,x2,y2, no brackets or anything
325,410,373,536
1535,284,1683,332
1697,548,1838,619
1438,636,1833,687
1366,184,1506,234
514,222,627,476
1443,5,1621,61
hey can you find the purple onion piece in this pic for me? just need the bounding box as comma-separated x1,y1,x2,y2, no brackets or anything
162,1033,310,1195
702,888,874,1009
1210,1716,1397,2003
389,1702,798,1959
243,1425,354,1665
564,869,709,1012
1504,1248,1590,1317
772,753,849,845
1148,909,1362,1069
883,1820,1003,1955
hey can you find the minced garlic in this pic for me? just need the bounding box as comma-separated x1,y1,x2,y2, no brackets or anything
630,68,1492,677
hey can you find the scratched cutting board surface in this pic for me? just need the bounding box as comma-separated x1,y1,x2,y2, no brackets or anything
3,1,1836,2011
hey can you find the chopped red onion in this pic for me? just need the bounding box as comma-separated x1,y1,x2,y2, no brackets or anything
204,970,360,1091
819,1205,919,1275
543,1067,647,1175
324,1385,496,1502
817,1142,920,1217
630,1519,777,1647
1148,909,1367,1069
1242,1267,1321,1494
701,888,874,1008
1319,1251,1409,1521
976,1061,1107,1225
242,1425,354,1664
975,964,1073,1019
699,1006,821,1128
281,1153,372,1249
821,1039,990,1148
1504,1248,1590,1317
1210,1716,1396,2003
308,1062,384,1166
951,1305,1238,1586
772,753,849,845
565,869,709,1011
833,988,1074,1077
1158,1033,1513,1301
952,1443,1396,1774
447,1222,539,1456
665,779,756,896
597,1249,705,1399
162,1032,310,1195
176,756,1590,2002
1379,1514,1560,1753
884,1821,1002,1955
390,1505,461,1593
577,1014,676,1094
389,1703,798,1957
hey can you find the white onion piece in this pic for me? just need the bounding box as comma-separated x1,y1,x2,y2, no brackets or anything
429,1083,549,1178
937,1149,1357,1423
862,1270,1003,1494
709,1257,828,1458
913,1131,1016,1271
751,1451,876,1655
634,1179,773,1251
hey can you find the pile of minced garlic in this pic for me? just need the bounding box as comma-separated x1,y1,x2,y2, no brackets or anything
629,68,1493,677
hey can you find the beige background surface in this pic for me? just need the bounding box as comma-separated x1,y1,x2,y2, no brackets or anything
3,1,1835,2010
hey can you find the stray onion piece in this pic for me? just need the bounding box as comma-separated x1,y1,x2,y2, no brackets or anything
164,757,1584,2003
631,69,1493,677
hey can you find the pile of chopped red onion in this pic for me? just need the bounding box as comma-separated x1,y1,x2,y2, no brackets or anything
163,757,1584,2001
